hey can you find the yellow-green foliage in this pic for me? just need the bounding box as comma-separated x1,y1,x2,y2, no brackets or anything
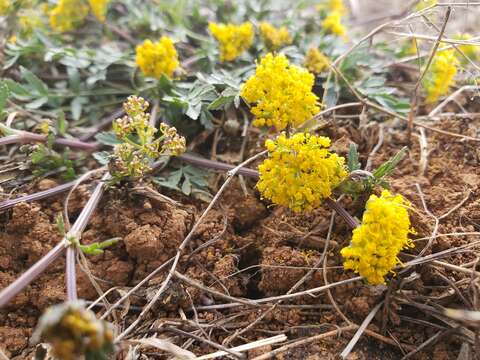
341,190,415,285
423,50,458,103
259,22,292,50
257,133,348,212
209,22,254,61
135,37,179,79
241,53,320,131
304,47,329,74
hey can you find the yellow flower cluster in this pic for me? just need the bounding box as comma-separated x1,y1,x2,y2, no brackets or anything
323,11,346,38
317,0,347,14
32,302,114,360
0,0,11,15
49,0,109,32
423,50,458,103
209,22,254,61
259,22,292,50
341,190,415,285
241,53,320,131
257,133,348,212
49,0,89,32
304,47,329,74
135,37,179,79
111,96,186,179
17,9,45,38
88,0,110,22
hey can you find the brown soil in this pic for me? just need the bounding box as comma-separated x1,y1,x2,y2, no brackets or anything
1,116,479,359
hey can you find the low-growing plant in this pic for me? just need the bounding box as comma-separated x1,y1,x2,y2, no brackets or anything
0,0,478,357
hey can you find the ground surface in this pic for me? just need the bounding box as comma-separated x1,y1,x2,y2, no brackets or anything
1,1,480,359
1,112,479,358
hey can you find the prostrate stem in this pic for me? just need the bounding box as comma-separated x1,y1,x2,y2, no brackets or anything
0,173,110,308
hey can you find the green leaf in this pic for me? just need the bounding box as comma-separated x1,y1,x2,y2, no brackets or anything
95,132,121,146
79,237,121,255
55,213,66,235
26,97,48,109
186,101,202,120
20,66,48,96
347,143,361,171
93,151,111,165
4,79,31,100
0,81,10,114
56,110,67,135
373,146,407,179
207,95,234,110
181,178,192,195
71,97,85,120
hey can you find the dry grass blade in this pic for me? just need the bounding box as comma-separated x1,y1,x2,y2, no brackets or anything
129,338,197,360
250,326,355,360
340,302,384,359
443,308,480,324
197,335,287,360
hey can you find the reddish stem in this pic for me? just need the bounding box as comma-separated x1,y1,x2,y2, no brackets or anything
0,174,108,308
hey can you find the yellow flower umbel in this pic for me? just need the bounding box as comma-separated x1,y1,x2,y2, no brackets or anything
257,133,348,212
17,9,45,38
259,22,292,50
423,50,458,103
110,96,186,179
88,0,109,22
323,11,346,38
317,0,347,14
135,37,179,79
31,302,114,360
49,0,89,32
0,0,11,15
241,53,320,131
208,22,254,61
304,47,329,74
341,190,415,285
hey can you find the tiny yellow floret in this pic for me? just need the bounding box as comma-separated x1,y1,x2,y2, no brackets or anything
304,47,329,74
322,11,346,38
135,37,179,79
341,190,415,285
88,0,110,22
259,22,292,50
241,53,320,131
423,50,458,104
49,0,89,32
208,22,254,61
257,133,348,212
